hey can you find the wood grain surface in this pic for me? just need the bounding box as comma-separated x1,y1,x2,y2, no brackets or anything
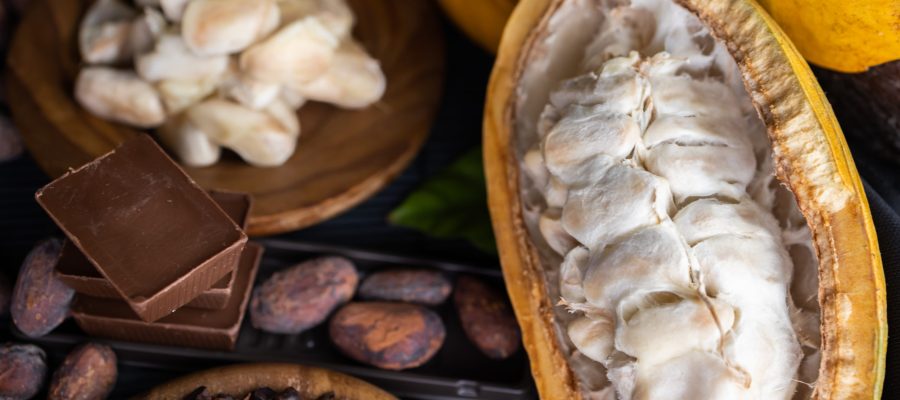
136,363,397,400
6,0,445,236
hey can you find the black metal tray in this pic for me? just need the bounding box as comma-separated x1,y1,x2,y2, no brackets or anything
13,240,536,400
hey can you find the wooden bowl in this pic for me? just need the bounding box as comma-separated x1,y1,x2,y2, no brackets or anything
136,363,397,399
6,0,445,236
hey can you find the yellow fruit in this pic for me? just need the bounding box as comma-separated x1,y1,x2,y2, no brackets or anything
437,0,515,53
757,0,900,72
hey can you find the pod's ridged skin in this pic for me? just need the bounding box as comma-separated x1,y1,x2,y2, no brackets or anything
483,0,886,399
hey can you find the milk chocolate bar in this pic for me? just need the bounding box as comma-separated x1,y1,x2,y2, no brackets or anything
36,135,247,322
72,243,263,351
54,191,252,310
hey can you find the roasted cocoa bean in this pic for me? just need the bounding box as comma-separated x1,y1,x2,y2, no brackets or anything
0,343,47,400
48,342,117,400
358,269,451,305
250,256,358,334
454,276,521,359
11,238,74,337
329,302,445,370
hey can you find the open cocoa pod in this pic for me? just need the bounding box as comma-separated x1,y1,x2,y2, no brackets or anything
483,0,886,399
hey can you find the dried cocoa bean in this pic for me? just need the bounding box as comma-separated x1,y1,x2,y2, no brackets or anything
48,342,117,400
0,343,47,400
358,269,452,305
454,276,520,359
329,302,445,370
11,238,74,337
250,256,358,334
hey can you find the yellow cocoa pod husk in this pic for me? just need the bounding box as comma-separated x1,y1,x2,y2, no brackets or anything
757,0,900,72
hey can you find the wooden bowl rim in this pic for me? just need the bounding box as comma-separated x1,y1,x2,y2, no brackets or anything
135,362,398,399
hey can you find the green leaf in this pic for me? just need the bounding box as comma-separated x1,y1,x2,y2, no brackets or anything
389,146,497,254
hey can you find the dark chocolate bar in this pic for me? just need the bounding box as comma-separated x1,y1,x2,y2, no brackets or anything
71,243,263,351
36,135,247,322
54,191,252,310
55,241,236,310
206,190,252,231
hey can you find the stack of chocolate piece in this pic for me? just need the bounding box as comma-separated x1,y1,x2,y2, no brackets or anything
35,136,262,350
